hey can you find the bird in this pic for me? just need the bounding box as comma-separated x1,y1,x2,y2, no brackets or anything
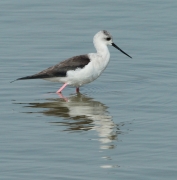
11,30,132,93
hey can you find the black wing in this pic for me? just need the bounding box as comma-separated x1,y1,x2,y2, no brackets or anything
12,55,90,82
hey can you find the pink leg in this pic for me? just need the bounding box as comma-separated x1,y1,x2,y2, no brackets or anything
56,83,68,93
76,87,79,93
57,93,68,102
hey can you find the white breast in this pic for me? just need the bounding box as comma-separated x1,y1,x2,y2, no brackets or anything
65,52,110,86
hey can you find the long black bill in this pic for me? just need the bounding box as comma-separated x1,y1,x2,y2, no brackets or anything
112,43,132,59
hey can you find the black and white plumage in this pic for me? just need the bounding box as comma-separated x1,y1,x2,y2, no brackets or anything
16,55,90,80
12,30,132,93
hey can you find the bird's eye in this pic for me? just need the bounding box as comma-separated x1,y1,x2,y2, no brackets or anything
106,37,111,41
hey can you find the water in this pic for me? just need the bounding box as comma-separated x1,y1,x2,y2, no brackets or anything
1,0,177,179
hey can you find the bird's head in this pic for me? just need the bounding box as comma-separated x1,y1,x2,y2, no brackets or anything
93,30,132,58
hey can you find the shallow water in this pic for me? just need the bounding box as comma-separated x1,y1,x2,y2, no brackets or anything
1,0,177,179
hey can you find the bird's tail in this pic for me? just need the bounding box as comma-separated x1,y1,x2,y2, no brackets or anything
10,75,41,83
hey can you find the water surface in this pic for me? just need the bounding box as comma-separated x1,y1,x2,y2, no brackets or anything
1,0,177,179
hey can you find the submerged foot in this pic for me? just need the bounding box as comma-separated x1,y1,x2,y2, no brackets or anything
57,92,68,102
76,87,80,93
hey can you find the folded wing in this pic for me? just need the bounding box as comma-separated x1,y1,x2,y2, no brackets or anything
13,55,90,82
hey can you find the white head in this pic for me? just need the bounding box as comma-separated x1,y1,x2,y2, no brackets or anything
93,30,132,58
93,30,113,46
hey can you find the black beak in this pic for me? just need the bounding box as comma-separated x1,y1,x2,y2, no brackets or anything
112,43,132,59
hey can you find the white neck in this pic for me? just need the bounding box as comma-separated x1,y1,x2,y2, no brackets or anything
94,42,110,60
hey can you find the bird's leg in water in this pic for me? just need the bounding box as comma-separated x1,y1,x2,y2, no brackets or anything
56,83,68,93
76,87,79,93
57,92,68,102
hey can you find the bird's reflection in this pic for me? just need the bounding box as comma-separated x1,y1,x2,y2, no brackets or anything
22,93,123,149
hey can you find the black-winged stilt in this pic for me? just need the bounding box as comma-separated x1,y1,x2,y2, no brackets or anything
12,30,132,93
